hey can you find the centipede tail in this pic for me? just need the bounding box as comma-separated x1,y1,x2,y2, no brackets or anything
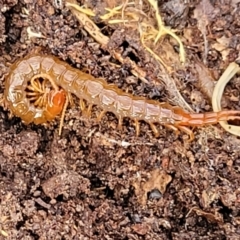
176,110,240,126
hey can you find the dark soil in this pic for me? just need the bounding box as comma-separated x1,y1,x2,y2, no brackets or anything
1,0,240,239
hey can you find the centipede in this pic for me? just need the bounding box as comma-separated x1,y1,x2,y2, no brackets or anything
4,54,240,140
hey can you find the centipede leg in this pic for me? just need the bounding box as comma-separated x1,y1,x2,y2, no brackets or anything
67,92,74,107
165,124,180,136
117,116,123,130
177,126,194,142
79,99,86,111
96,110,106,122
35,96,44,107
134,119,140,136
0,98,7,110
149,123,159,137
83,104,93,118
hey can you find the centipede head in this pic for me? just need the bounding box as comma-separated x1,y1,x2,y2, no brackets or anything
47,89,66,116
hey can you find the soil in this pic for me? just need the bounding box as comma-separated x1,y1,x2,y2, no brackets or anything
1,0,240,239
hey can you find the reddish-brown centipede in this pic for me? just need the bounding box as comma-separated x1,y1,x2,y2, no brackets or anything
4,54,240,140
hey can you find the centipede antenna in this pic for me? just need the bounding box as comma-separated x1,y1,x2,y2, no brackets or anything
59,96,69,136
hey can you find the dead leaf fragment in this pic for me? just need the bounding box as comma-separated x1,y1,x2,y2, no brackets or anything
133,169,172,204
42,171,90,199
212,36,231,61
200,189,218,208
188,207,223,224
193,0,217,64
131,223,151,235
194,59,216,100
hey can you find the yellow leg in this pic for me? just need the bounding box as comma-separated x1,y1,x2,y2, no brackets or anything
67,92,74,107
117,116,123,130
178,126,195,142
86,104,93,117
149,122,159,137
165,124,180,136
79,99,85,111
134,119,140,136
96,110,106,122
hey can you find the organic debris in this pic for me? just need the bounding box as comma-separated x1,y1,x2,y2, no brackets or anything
212,62,240,136
133,169,172,204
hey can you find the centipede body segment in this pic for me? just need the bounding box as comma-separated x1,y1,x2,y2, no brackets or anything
4,54,240,140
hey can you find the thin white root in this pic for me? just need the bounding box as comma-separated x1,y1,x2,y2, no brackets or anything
212,62,240,136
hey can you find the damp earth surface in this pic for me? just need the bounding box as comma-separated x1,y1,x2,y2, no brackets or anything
1,0,240,239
